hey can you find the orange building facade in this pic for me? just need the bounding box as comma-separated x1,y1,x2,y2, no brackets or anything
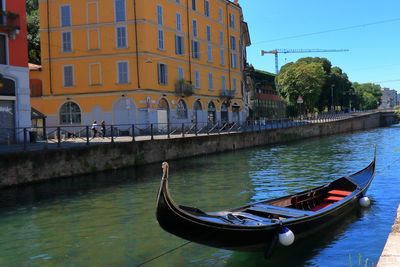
31,0,250,128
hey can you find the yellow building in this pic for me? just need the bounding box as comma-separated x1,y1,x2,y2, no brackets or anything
32,0,251,129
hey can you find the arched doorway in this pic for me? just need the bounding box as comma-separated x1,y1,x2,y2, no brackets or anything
221,103,228,124
112,97,136,127
157,98,169,129
232,103,240,123
208,101,216,124
59,101,81,125
192,100,202,124
0,77,16,143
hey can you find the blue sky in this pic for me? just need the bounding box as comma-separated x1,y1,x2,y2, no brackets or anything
242,0,400,91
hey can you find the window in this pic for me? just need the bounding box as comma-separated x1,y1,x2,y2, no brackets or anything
208,72,213,90
175,35,184,55
157,5,163,25
207,44,212,62
192,40,200,59
176,13,181,31
204,0,210,17
60,5,71,27
117,61,129,84
206,25,211,42
192,0,196,11
231,53,237,68
230,36,236,50
88,29,99,50
60,102,81,124
158,63,168,85
115,0,126,22
194,70,200,88
232,78,237,92
221,75,226,90
176,0,180,3
229,13,236,28
63,65,74,87
176,99,188,119
192,20,197,37
218,8,223,23
219,31,224,46
0,34,7,64
178,67,184,80
62,32,72,52
116,26,127,48
158,29,164,50
220,49,225,65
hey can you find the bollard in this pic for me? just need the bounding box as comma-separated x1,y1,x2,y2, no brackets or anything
86,126,89,145
167,123,170,139
132,124,135,142
111,125,114,143
23,128,27,151
181,123,185,137
57,127,61,147
151,124,154,140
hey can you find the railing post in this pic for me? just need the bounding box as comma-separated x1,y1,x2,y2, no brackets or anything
218,122,221,135
258,120,261,132
132,124,135,142
167,123,170,139
206,123,209,135
57,126,61,147
181,123,185,137
151,123,154,140
111,125,114,143
86,126,89,145
23,128,27,151
195,123,198,136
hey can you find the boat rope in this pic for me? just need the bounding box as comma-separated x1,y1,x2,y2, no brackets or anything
134,240,192,267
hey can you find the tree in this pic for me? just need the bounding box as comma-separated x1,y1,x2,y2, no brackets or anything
330,67,353,110
352,83,382,110
276,61,326,115
26,0,40,64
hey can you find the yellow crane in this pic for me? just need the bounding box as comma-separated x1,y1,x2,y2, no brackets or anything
261,49,349,74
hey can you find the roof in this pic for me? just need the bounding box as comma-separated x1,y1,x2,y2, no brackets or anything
29,63,42,71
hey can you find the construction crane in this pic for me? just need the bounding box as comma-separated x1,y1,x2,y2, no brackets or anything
260,49,349,74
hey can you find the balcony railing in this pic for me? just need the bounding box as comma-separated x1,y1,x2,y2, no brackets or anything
175,79,194,97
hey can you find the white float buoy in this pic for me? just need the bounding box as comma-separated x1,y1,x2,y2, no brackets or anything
278,226,295,246
359,196,371,207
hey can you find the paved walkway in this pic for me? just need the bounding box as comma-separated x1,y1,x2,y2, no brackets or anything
377,205,400,266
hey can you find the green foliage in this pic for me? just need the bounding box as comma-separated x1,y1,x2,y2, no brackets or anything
276,60,326,114
26,0,40,64
352,82,382,110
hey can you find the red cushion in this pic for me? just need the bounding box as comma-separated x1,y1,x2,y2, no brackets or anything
324,195,344,202
328,190,352,197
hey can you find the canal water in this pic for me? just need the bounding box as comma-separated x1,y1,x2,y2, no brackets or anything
1,126,399,267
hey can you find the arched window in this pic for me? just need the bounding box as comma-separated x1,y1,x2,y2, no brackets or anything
208,101,216,124
193,100,202,111
221,102,228,123
157,98,169,110
60,102,81,124
176,99,188,119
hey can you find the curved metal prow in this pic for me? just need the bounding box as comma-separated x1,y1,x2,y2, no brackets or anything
162,162,169,180
374,144,376,162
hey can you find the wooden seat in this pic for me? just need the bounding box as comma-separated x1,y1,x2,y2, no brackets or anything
324,195,344,202
246,204,314,218
328,190,352,197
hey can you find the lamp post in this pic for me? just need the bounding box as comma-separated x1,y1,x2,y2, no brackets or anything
330,84,335,112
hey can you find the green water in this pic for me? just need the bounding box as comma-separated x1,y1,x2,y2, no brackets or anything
1,126,400,266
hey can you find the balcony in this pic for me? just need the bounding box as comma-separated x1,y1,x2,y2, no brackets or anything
175,79,194,97
0,10,20,38
219,89,236,105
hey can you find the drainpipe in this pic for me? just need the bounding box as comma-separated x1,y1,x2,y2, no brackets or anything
133,0,140,88
46,0,53,95
186,0,192,84
225,2,231,92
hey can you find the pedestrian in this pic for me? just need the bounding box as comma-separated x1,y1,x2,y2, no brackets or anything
91,120,98,138
101,120,106,138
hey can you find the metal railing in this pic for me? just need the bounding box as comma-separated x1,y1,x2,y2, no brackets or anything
0,111,376,154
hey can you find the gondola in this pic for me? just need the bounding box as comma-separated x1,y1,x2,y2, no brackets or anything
156,147,376,254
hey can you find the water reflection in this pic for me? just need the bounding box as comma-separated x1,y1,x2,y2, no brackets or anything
0,126,399,266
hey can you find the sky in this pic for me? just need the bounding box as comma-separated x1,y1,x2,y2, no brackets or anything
241,0,400,92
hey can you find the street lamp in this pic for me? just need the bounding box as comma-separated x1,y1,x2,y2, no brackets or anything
331,84,335,112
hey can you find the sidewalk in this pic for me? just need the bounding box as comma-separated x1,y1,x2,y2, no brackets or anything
377,205,400,267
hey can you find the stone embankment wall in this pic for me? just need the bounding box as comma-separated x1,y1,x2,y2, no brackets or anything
0,112,395,188
377,205,400,266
